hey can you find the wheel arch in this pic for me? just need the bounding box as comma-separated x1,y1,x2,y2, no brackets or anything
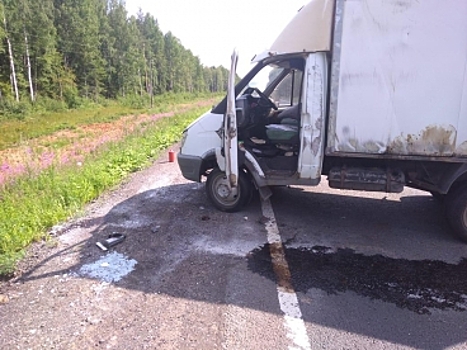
444,163,467,194
199,149,218,179
199,148,252,180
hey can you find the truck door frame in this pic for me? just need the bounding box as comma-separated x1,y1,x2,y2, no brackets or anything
297,52,328,181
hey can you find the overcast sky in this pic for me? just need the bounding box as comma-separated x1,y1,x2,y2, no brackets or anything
125,0,306,77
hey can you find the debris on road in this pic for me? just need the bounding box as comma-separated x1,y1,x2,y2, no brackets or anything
96,233,126,251
96,242,108,251
79,252,137,283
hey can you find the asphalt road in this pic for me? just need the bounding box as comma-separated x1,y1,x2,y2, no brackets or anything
1,154,467,349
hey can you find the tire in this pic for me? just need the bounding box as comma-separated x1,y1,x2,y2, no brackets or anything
445,184,467,243
206,168,252,212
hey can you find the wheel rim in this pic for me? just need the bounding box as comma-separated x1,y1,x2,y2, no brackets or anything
212,173,240,207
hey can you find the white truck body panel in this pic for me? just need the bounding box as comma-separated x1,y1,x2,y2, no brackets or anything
180,111,221,157
328,0,467,158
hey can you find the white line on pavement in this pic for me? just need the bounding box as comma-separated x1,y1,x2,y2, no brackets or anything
261,198,311,350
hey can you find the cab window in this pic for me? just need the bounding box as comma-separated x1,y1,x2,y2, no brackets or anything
270,69,303,108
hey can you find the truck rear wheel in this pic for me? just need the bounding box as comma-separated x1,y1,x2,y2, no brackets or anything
206,168,252,212
445,184,467,243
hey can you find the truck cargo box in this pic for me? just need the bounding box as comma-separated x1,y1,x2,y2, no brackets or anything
327,0,467,159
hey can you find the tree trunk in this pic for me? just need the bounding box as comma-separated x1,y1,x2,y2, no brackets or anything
4,17,19,102
149,59,153,108
143,45,149,94
24,29,34,102
95,77,99,102
138,68,143,96
145,66,149,93
58,73,63,100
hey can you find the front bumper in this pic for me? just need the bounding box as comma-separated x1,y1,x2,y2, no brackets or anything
177,153,203,182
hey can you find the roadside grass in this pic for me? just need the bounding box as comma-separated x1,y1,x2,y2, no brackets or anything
0,92,216,151
0,104,210,276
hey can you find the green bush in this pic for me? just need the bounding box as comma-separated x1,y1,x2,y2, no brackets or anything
34,97,69,113
118,94,148,109
0,98,32,120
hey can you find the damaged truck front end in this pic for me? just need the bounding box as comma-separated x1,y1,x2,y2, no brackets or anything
177,0,467,243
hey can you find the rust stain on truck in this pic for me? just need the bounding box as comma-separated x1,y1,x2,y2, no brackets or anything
337,125,461,156
387,125,456,155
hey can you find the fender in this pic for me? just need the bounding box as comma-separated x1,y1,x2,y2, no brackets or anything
439,163,467,194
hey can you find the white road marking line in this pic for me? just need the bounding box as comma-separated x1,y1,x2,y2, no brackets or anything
261,198,311,350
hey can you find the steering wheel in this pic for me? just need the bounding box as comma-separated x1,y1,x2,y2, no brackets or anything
250,87,278,110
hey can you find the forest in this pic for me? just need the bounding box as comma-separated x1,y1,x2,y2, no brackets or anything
0,0,230,112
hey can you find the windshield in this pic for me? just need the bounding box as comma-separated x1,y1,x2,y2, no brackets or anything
246,65,285,93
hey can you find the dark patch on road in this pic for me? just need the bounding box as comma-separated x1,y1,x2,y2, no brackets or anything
248,245,467,314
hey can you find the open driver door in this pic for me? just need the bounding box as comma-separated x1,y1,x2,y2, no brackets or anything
222,50,239,190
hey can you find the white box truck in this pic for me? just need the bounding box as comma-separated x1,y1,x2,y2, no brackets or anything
177,0,467,241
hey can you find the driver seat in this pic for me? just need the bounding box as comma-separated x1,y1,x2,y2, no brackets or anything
264,103,300,144
265,124,299,144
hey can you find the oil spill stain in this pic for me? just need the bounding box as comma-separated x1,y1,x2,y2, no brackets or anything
247,245,467,314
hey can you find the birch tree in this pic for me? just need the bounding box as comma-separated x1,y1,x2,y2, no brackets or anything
2,6,18,101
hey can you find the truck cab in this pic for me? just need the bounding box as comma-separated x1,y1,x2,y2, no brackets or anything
179,51,328,205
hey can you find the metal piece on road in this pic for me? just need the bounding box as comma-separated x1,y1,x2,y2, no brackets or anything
96,233,126,251
102,233,126,249
261,198,311,350
96,241,108,251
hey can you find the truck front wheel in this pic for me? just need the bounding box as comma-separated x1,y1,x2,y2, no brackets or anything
446,184,467,243
206,168,252,212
